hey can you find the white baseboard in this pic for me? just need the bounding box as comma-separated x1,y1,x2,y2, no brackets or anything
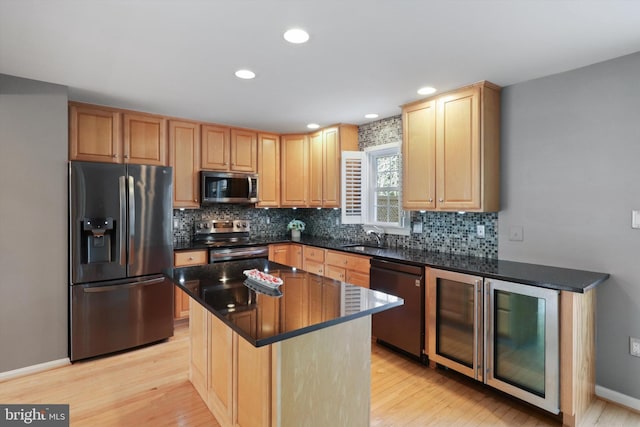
596,385,640,413
0,358,70,382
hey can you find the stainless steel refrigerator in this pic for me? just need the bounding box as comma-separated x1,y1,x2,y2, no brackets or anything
69,161,174,361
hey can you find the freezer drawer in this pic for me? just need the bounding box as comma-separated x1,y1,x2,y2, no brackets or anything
70,275,174,361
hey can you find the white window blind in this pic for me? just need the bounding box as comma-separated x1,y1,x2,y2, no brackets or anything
341,151,366,224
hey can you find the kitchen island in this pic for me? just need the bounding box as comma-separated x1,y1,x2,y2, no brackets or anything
168,258,402,427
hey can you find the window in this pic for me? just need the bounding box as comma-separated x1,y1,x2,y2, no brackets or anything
341,143,409,234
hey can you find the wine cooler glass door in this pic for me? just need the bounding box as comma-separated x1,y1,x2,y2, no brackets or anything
485,279,560,414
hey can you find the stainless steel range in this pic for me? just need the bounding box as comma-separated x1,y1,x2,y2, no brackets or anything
193,219,268,263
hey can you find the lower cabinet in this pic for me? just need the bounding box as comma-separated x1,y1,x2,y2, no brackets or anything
268,244,371,288
174,250,208,319
191,302,272,427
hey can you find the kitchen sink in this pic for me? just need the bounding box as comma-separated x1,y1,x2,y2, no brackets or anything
340,243,387,251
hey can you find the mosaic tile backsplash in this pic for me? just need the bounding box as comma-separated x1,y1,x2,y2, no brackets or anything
173,115,498,258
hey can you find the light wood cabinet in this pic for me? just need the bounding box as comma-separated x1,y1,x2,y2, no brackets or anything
174,250,207,319
123,113,168,166
230,128,257,172
402,99,436,210
169,120,200,208
191,303,272,427
69,102,169,166
402,81,500,212
280,134,309,207
69,103,121,163
303,246,325,276
268,243,302,269
325,250,370,288
201,124,230,170
257,133,280,208
308,125,358,208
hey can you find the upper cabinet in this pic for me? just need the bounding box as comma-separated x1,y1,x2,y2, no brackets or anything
307,125,359,208
169,120,200,209
200,126,257,173
69,103,121,163
402,81,500,212
257,133,280,208
123,113,168,166
280,134,309,207
230,129,257,173
69,102,168,166
201,124,230,170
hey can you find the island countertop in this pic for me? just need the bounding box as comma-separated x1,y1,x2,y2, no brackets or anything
167,258,403,347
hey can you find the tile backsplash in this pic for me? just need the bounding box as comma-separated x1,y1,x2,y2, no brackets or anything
174,115,498,258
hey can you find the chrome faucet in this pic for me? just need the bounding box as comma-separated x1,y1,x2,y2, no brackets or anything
366,226,385,247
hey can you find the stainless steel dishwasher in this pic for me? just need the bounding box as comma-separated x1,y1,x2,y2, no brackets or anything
370,258,425,361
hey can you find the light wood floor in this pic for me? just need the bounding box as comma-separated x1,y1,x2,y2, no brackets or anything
1,321,638,426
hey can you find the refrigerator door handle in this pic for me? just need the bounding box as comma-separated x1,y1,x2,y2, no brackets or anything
118,175,127,266
82,276,166,293
128,175,135,265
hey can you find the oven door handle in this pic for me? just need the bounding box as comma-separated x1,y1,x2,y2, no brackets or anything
210,248,268,260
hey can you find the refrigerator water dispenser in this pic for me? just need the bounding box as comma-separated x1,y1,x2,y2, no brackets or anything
82,217,115,263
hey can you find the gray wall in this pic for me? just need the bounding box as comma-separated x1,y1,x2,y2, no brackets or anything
499,51,640,399
0,74,68,372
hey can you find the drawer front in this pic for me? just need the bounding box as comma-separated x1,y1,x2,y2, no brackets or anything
174,250,208,267
325,265,346,282
303,259,325,276
346,270,370,288
326,250,370,273
303,246,325,263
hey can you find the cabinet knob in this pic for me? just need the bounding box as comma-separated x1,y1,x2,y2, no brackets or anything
439,198,444,202
428,198,433,203
124,154,129,159
112,154,118,158
194,198,198,202
188,257,194,260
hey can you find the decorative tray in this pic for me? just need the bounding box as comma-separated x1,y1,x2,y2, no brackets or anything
242,269,283,289
243,279,283,297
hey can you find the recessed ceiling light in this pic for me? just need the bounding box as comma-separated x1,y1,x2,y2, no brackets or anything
417,86,437,95
235,69,256,79
307,123,320,129
364,113,379,119
284,28,310,44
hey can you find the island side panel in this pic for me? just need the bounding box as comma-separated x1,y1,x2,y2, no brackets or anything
276,315,371,427
560,288,596,427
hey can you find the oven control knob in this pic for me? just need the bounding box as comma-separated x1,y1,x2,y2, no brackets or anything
204,223,210,229
197,223,204,229
242,223,248,228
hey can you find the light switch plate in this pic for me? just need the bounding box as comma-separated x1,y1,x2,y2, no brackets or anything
632,211,640,229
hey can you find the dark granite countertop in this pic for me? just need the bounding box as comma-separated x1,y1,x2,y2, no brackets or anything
174,236,609,293
167,258,403,347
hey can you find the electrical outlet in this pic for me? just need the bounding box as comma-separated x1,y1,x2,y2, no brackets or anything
335,217,340,226
631,337,640,357
173,218,179,229
509,226,524,241
266,217,270,225
476,225,485,238
412,222,423,233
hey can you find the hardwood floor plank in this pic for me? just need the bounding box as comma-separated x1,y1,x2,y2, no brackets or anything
1,321,638,426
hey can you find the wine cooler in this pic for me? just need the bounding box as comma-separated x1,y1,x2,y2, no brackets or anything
427,269,560,414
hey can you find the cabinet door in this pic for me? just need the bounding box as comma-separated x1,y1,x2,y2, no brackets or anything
308,131,323,207
402,99,436,210
268,244,290,266
322,127,341,208
303,259,325,276
280,134,308,207
169,121,200,208
201,124,230,170
208,313,234,426
69,103,121,163
123,113,167,166
289,244,303,269
346,270,370,288
230,129,257,172
174,288,190,319
257,133,280,207
190,301,208,398
234,335,272,427
325,264,346,282
436,87,480,210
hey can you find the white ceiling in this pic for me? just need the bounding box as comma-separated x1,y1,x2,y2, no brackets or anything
2,0,640,133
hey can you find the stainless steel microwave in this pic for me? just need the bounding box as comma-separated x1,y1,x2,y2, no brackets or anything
201,171,258,205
